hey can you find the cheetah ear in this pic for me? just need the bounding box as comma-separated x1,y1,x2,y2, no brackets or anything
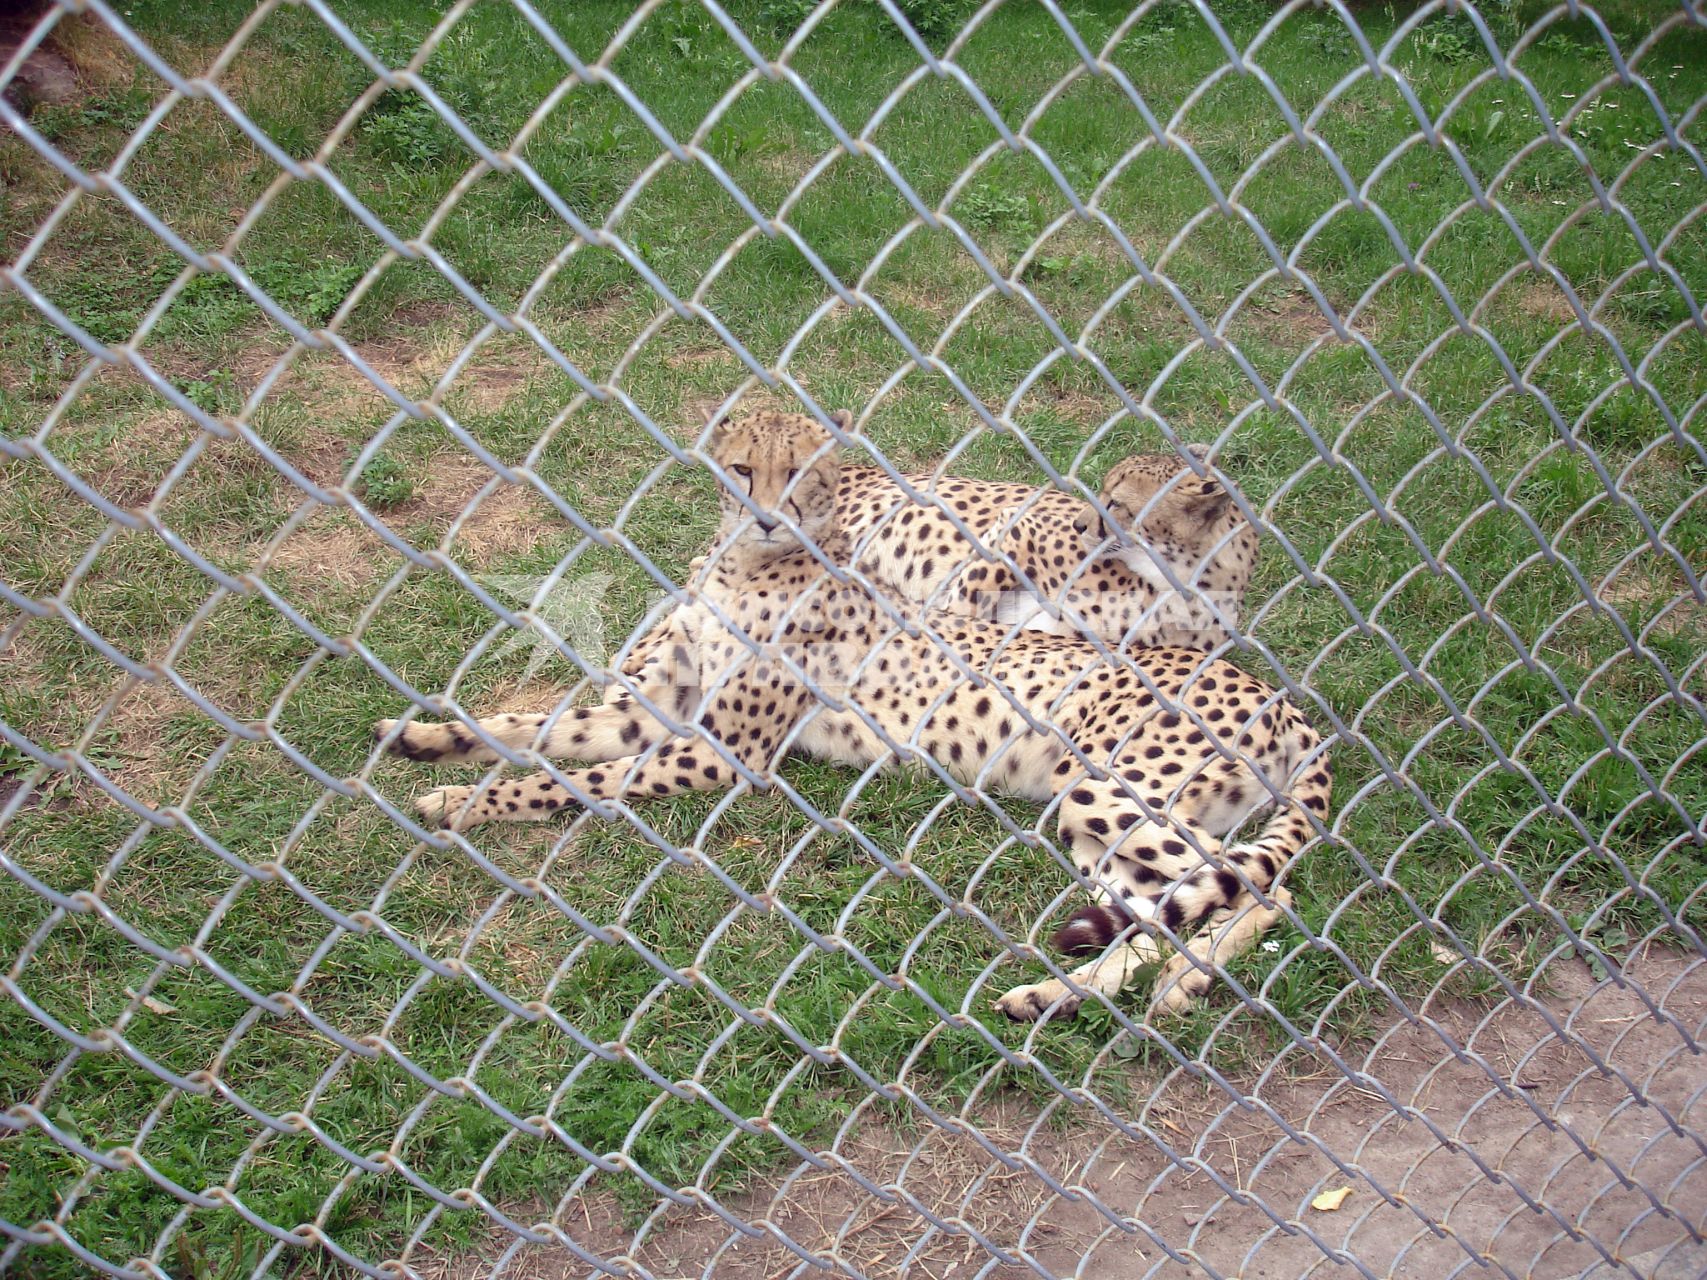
705,411,734,450
828,409,853,432
1164,476,1232,527
1099,457,1136,498
1183,441,1212,462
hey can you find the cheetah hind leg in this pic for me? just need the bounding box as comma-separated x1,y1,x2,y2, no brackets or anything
995,788,1220,1021
993,887,1288,1022
1150,885,1292,1015
992,934,1166,1023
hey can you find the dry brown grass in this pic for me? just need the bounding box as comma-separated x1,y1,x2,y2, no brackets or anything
1509,274,1579,327
51,10,138,92
413,451,558,565
264,509,393,591
1230,284,1348,347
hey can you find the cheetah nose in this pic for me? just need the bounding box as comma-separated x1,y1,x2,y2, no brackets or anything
755,516,780,534
1073,509,1100,539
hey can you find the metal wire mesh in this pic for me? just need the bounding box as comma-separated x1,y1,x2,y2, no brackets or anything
1,0,1704,1276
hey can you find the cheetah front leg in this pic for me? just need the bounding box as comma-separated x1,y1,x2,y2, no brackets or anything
416,739,738,831
375,698,678,765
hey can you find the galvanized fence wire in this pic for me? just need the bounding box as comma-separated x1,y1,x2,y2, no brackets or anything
1,0,1704,1275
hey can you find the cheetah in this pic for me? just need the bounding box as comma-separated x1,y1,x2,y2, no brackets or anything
598,433,1257,707
835,441,1257,652
375,411,1329,1018
1065,447,1258,650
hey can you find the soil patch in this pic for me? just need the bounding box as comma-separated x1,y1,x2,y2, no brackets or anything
359,450,559,568
1,3,79,112
1238,287,1346,346
265,510,391,592
1511,274,1580,328
416,946,1707,1279
1,5,136,113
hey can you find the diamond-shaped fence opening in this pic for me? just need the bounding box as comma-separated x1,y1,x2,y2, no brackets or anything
1,0,1704,1276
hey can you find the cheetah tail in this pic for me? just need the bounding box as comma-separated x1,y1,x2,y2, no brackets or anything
1155,754,1331,936
1051,901,1139,956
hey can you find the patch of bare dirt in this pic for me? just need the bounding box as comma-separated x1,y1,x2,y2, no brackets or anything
664,344,741,372
1511,275,1579,328
1599,562,1705,639
1,39,74,112
0,618,242,812
414,946,1707,1280
0,774,75,814
272,421,354,490
1237,288,1347,346
82,409,201,508
882,280,983,328
752,146,818,187
452,365,531,414
1022,380,1119,427
95,673,196,807
265,318,541,426
42,10,134,95
0,4,90,113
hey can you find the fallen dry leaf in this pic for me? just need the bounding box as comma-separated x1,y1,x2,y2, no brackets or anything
124,987,176,1016
1430,939,1462,965
1311,1186,1352,1212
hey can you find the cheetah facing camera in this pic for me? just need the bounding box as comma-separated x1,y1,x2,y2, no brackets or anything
375,410,1330,1018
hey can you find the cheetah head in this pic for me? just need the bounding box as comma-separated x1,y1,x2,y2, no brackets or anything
708,409,849,557
1075,444,1236,566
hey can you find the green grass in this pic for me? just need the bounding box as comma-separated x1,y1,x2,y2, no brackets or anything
1,0,1704,1274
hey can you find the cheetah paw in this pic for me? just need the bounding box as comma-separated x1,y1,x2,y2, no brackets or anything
375,718,449,761
994,979,1082,1023
1150,962,1207,1015
415,785,479,831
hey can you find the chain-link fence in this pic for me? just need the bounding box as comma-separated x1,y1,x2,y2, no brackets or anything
2,0,1704,1276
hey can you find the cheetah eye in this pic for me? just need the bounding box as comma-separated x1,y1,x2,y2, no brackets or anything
731,464,753,479
787,468,799,481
